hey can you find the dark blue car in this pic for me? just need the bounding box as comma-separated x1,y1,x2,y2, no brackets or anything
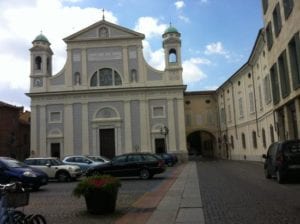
156,153,178,167
0,157,48,190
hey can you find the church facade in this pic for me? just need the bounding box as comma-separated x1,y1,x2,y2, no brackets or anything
27,19,187,160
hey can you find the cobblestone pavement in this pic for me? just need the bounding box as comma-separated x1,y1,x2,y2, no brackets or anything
21,167,175,224
197,159,300,224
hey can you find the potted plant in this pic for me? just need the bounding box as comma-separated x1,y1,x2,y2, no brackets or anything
73,175,121,214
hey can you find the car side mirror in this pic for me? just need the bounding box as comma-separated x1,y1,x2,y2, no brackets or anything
46,163,51,167
262,154,267,159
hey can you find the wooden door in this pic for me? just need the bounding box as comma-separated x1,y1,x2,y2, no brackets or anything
100,129,115,159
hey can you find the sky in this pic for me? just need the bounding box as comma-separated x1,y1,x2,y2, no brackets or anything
0,0,263,110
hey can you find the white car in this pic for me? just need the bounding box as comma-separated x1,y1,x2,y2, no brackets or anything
24,157,82,182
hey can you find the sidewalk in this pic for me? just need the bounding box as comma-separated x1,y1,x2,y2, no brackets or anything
115,161,205,224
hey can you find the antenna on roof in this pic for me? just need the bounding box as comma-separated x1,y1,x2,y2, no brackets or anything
102,8,105,20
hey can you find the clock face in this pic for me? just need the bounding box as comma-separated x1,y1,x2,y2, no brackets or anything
34,78,43,87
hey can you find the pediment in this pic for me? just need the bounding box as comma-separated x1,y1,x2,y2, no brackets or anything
63,20,145,43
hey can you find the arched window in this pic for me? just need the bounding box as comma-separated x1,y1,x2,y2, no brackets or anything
47,57,51,73
35,56,42,70
242,133,246,149
168,49,177,63
90,68,122,87
252,131,257,149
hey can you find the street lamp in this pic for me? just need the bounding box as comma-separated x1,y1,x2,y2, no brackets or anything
160,126,169,152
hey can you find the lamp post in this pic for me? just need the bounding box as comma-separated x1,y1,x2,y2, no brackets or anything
160,126,169,153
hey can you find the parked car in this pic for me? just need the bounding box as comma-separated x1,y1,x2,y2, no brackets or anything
86,155,110,163
0,157,48,190
62,155,107,172
156,153,178,167
86,152,166,179
262,139,300,183
24,157,82,182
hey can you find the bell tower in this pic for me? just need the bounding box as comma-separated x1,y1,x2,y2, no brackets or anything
29,33,53,91
162,24,183,82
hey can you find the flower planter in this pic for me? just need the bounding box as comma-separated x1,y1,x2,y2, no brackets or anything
73,175,121,215
84,188,118,214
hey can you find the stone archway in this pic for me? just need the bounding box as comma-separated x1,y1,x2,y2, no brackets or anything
187,131,216,158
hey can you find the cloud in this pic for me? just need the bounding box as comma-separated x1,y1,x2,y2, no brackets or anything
178,15,190,23
134,17,168,39
205,41,229,58
142,40,165,70
175,1,185,9
0,0,118,93
182,58,208,84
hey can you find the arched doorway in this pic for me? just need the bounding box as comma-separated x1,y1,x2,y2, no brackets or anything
187,131,215,158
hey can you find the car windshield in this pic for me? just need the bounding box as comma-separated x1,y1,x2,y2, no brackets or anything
1,159,28,168
52,159,64,165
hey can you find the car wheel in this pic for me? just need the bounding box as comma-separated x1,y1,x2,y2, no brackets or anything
56,171,71,182
140,169,150,180
276,170,285,184
264,168,271,179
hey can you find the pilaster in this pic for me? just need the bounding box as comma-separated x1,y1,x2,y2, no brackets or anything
124,100,132,153
40,105,47,156
64,104,74,155
177,98,187,151
167,98,176,151
140,99,150,152
82,103,89,155
81,49,88,86
122,47,129,83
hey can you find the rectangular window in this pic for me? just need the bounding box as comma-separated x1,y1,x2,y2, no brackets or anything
249,91,255,113
270,63,280,104
262,0,268,14
278,50,291,98
238,97,244,118
266,22,273,50
288,33,300,89
273,3,282,37
152,106,165,118
264,75,272,104
283,0,294,19
49,111,62,123
227,105,232,122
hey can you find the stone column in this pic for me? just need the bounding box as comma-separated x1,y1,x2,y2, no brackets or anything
167,98,176,151
64,104,74,156
124,100,132,153
39,105,47,156
82,103,89,155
